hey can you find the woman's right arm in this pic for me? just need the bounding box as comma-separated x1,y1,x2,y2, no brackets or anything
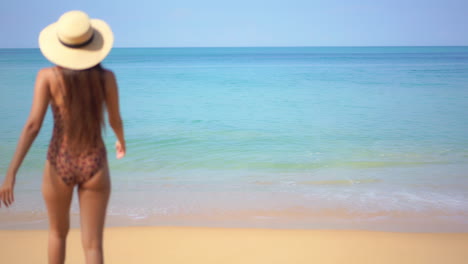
1,69,50,207
105,70,126,159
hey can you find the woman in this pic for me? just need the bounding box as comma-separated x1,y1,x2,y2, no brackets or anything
0,11,125,264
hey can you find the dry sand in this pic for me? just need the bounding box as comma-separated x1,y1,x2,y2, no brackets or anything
1,226,467,263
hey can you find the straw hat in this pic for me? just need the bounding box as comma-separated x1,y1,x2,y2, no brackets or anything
39,10,114,70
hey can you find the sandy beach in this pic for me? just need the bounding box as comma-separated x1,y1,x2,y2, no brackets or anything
1,226,467,263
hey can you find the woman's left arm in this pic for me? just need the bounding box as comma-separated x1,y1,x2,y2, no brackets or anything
0,69,50,208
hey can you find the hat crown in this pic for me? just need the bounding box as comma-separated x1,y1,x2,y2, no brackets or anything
57,11,93,46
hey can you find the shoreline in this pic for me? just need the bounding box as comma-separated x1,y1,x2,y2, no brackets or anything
1,226,468,264
4,163,468,232
2,209,467,233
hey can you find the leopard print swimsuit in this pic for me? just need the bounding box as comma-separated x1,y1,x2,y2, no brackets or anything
47,68,107,185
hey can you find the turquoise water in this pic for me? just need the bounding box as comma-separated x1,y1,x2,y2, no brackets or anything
1,47,468,231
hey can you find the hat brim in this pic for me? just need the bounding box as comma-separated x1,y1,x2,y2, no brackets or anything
39,19,114,70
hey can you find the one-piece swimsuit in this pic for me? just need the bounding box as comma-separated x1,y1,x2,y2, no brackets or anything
47,68,107,185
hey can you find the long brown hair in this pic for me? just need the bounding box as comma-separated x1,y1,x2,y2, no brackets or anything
58,64,106,153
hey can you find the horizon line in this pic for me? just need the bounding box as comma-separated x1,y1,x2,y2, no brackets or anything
1,45,468,50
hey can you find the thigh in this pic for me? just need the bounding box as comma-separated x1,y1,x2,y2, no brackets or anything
42,161,74,233
78,162,111,244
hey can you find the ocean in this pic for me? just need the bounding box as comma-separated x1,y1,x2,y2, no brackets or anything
1,46,468,231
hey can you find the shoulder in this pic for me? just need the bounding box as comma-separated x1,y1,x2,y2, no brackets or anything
36,67,57,82
101,68,117,87
101,68,116,80
37,67,56,76
33,67,57,89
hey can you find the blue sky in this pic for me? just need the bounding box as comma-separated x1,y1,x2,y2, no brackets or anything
0,0,467,48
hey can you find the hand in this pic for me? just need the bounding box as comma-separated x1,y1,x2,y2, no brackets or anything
0,176,15,208
115,140,126,159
